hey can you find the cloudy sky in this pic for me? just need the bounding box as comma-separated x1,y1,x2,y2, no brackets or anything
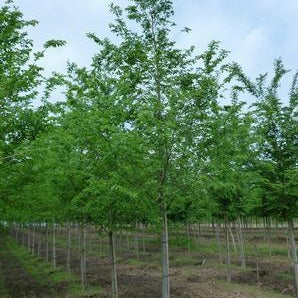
13,0,298,101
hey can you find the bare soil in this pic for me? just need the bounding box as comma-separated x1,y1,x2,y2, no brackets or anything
0,235,66,297
3,226,296,298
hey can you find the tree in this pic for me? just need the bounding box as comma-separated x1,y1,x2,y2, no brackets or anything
0,0,65,219
75,1,198,296
232,59,298,294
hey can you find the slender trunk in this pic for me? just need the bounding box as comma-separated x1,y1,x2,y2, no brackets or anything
186,221,191,253
215,222,223,262
142,237,146,257
83,226,87,287
99,235,103,257
225,217,231,283
198,223,202,237
109,231,118,298
254,244,260,284
46,222,49,262
67,222,71,273
228,224,237,253
134,225,139,261
287,236,291,259
237,217,246,269
126,232,130,251
161,207,170,298
80,225,87,290
37,224,41,258
267,217,272,257
32,224,35,256
27,225,31,252
263,217,267,241
15,223,19,242
22,225,25,247
52,223,56,269
212,220,216,236
288,220,298,296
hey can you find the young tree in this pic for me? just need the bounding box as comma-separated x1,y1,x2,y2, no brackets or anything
232,59,298,293
0,0,65,220
66,1,197,296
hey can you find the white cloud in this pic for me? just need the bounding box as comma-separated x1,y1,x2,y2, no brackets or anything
12,0,298,103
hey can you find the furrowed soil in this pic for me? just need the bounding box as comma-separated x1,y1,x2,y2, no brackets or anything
0,235,66,297
2,226,296,297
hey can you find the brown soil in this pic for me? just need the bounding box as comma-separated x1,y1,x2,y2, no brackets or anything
0,235,66,298
5,227,297,298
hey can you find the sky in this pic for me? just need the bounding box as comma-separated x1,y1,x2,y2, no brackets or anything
12,0,298,102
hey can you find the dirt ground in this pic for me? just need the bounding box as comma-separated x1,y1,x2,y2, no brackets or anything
1,226,296,298
50,227,296,298
0,235,66,297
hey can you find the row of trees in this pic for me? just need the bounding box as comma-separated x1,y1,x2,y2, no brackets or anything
0,0,297,297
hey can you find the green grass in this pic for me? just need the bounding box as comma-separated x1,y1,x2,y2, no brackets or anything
5,237,101,297
218,280,293,298
276,272,294,282
125,258,144,266
0,271,9,298
68,284,102,298
168,233,290,263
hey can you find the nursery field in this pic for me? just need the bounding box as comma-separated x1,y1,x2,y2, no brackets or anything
1,224,297,297
1,0,297,298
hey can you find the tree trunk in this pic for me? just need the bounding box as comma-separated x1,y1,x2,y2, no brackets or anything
198,223,202,237
32,224,35,256
46,222,49,262
52,223,56,269
22,224,25,247
288,220,298,296
161,207,170,298
83,226,87,287
27,225,31,252
142,237,146,257
225,218,231,283
134,228,139,261
37,224,41,258
80,225,87,290
109,231,118,298
215,222,223,262
228,224,237,253
254,244,260,284
126,231,130,251
67,222,71,273
237,217,246,269
186,221,191,253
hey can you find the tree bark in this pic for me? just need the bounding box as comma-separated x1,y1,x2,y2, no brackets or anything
27,225,31,252
186,221,191,253
161,206,170,298
32,224,35,256
80,225,87,290
109,231,118,298
288,220,298,296
225,217,231,283
134,225,139,261
215,222,223,262
67,222,71,273
254,244,260,284
237,217,246,269
228,224,237,253
46,222,49,262
52,223,56,269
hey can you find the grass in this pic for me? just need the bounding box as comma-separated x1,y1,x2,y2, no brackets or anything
218,280,293,298
5,236,101,297
68,284,103,298
0,271,9,298
0,236,10,298
276,272,294,282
